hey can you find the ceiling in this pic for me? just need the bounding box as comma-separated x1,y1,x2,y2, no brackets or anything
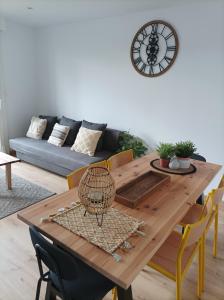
0,0,213,28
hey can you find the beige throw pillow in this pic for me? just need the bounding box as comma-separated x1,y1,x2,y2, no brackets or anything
26,116,47,140
48,123,70,147
71,127,102,156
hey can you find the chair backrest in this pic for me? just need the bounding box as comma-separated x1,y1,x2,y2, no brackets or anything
199,192,214,219
218,175,224,189
212,187,224,206
107,149,134,171
181,204,212,249
67,160,108,189
29,226,78,280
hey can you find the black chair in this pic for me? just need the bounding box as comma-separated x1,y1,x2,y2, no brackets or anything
29,226,115,300
191,153,206,205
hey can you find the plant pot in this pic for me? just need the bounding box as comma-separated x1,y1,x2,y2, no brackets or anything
177,157,191,169
160,158,170,168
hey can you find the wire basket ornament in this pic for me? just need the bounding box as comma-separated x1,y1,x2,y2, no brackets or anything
78,166,115,226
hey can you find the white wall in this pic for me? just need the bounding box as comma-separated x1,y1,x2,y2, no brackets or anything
35,1,224,171
2,20,37,138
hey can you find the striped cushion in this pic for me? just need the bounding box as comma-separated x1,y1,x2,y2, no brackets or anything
48,123,70,147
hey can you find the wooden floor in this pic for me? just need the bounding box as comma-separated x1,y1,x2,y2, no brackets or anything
0,162,223,300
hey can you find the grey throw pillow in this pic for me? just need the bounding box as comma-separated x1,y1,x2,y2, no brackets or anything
59,116,81,145
39,115,58,139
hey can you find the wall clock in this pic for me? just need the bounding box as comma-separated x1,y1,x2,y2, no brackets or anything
130,20,178,77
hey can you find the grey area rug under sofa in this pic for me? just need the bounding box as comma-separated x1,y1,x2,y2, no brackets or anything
0,170,54,219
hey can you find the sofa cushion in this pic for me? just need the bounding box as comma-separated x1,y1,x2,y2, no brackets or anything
39,115,58,139
82,120,107,151
9,137,112,175
102,128,121,152
48,123,70,147
26,117,47,140
71,127,102,157
59,116,81,145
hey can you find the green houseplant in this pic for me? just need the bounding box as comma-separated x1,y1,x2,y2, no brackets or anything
175,141,197,168
117,131,148,158
156,143,175,168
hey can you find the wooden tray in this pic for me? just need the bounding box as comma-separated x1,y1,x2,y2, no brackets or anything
115,170,170,208
150,159,197,175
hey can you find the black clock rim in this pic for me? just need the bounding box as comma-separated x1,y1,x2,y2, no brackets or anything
130,20,179,77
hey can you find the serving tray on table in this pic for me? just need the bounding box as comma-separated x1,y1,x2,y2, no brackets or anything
115,170,170,208
150,159,197,175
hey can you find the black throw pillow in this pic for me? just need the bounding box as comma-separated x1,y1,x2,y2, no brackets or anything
59,116,82,145
39,115,58,139
82,120,107,151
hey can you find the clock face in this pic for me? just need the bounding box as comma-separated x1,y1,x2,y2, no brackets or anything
130,20,178,77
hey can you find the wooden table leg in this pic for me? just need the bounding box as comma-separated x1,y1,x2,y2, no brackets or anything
117,286,133,300
5,164,12,190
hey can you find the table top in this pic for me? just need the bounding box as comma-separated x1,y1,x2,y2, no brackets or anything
17,152,222,289
0,152,20,166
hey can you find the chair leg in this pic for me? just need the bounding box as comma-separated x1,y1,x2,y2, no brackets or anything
176,268,182,300
112,287,117,300
35,278,42,300
213,209,219,258
176,279,182,300
198,244,203,298
117,286,133,300
201,235,205,292
45,282,56,300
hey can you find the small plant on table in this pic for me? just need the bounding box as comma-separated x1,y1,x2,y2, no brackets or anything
175,141,197,168
156,143,175,168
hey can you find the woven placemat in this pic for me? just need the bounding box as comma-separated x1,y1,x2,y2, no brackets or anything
52,203,143,254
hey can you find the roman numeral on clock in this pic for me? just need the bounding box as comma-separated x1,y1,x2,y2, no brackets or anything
164,56,172,64
167,46,176,52
134,56,142,66
152,23,158,33
140,63,147,72
141,28,148,39
133,46,140,54
159,63,165,72
165,32,174,40
161,25,166,35
149,65,154,75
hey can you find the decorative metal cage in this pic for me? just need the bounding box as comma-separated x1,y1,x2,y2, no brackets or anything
78,166,115,226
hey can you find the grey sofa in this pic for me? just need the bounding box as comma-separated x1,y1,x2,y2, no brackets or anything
9,128,121,176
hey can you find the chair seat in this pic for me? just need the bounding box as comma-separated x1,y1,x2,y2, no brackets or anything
50,258,114,300
180,204,204,225
149,231,197,279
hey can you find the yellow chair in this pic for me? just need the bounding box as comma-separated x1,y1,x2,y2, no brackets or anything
180,175,224,257
67,160,108,189
107,149,134,171
147,206,212,300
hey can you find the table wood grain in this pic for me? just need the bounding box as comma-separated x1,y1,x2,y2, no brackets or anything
17,152,221,289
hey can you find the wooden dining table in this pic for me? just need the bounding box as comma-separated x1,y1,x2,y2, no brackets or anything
17,152,222,300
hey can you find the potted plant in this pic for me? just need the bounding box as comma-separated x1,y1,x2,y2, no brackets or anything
117,131,148,158
156,143,175,168
175,141,197,169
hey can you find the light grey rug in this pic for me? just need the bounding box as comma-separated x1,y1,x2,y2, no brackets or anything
0,170,55,219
